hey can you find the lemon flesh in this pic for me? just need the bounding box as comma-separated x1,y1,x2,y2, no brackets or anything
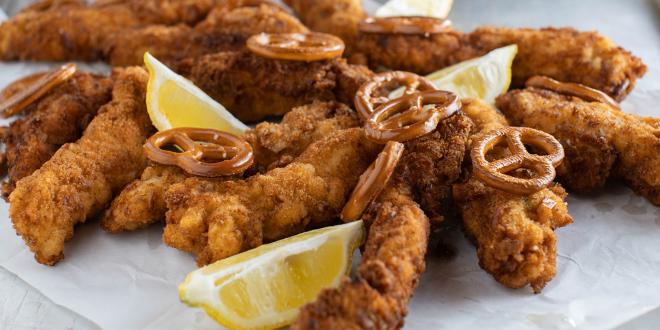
425,45,518,103
375,0,454,19
179,221,365,330
144,52,248,136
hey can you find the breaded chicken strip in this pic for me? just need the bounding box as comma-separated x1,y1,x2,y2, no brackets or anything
354,27,646,101
1,72,113,196
105,1,308,66
182,51,373,122
101,101,359,233
283,0,366,53
353,29,464,74
101,165,190,233
246,101,360,172
164,128,380,265
294,179,428,330
396,113,472,223
0,0,218,61
293,113,472,329
18,0,85,13
461,27,646,100
9,67,154,265
453,99,573,293
497,87,660,205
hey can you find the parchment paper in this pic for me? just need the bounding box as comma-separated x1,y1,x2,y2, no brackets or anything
1,1,659,329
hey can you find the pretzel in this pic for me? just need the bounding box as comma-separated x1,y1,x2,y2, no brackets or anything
143,128,254,177
358,16,452,35
0,63,77,118
471,127,565,195
526,76,619,109
364,90,460,144
355,71,437,120
341,141,404,222
246,32,345,62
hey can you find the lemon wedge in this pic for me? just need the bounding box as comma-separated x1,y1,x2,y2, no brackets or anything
375,0,453,19
179,221,365,330
425,45,518,103
144,52,248,135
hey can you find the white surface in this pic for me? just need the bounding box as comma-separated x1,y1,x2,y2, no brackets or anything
1,1,660,330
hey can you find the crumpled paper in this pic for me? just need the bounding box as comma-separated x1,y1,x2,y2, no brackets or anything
1,0,660,329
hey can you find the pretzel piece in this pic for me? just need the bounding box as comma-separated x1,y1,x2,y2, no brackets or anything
246,32,345,62
144,128,254,177
358,16,452,35
341,141,404,222
355,71,437,120
364,90,460,143
471,127,565,194
0,63,77,118
526,76,619,109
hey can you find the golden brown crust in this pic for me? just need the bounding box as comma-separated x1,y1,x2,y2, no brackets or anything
18,0,85,13
184,51,372,122
245,101,360,172
284,0,366,54
397,113,472,223
294,181,428,330
101,101,359,233
1,72,113,196
105,2,308,66
0,0,218,61
496,88,659,205
163,128,381,265
463,27,647,100
454,99,573,293
353,26,646,100
101,165,190,233
353,30,464,74
8,67,154,265
294,111,472,329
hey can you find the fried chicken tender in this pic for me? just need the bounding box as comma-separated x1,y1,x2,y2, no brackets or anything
1,72,113,196
0,0,218,61
496,87,660,205
101,101,359,233
353,29,464,74
396,113,473,223
283,0,366,53
101,165,189,233
18,0,85,13
245,101,360,172
105,1,308,66
164,128,380,265
354,27,646,101
293,113,472,329
9,67,154,265
453,99,573,293
182,51,372,122
293,179,428,330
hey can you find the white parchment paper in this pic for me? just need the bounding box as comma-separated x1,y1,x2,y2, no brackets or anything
1,1,659,329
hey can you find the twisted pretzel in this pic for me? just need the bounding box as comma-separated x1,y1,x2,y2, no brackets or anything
355,71,437,120
144,128,254,177
358,16,453,35
365,90,460,144
246,32,345,62
526,76,619,109
471,127,565,195
341,141,404,222
0,63,76,118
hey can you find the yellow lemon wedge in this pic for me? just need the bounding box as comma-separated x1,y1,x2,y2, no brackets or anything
144,52,248,135
375,0,454,19
178,221,365,330
425,45,518,103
